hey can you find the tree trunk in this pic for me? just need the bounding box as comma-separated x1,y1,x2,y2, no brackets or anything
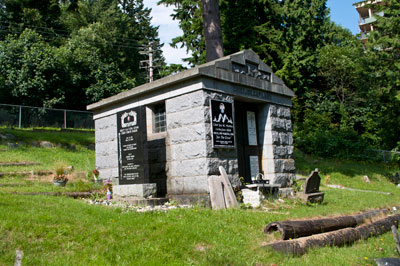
265,214,400,256
201,0,224,62
265,209,390,240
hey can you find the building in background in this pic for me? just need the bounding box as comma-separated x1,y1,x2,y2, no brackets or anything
354,0,385,43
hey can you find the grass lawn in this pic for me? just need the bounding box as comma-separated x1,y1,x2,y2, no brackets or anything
0,128,400,265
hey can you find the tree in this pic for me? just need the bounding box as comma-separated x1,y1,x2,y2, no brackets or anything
362,0,400,149
201,0,224,61
0,29,67,108
0,0,165,109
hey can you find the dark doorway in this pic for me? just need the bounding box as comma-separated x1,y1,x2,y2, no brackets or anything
234,101,261,183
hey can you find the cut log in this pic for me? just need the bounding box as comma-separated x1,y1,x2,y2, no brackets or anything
265,208,389,240
265,214,400,256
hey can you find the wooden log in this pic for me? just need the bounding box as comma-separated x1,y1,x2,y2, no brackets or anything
265,208,389,240
265,214,400,256
391,225,400,255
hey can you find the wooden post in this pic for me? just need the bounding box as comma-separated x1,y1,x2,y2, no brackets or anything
18,106,22,128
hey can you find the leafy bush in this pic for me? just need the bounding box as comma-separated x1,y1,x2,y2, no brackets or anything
295,129,371,160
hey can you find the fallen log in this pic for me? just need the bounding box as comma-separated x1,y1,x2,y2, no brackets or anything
265,208,389,240
265,214,400,256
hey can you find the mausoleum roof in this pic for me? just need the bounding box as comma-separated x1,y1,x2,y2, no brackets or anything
87,50,294,111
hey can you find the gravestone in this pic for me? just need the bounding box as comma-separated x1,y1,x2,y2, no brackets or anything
298,169,325,203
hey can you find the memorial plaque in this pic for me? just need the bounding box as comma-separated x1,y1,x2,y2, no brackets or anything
249,156,260,181
211,99,235,148
117,107,145,184
246,111,257,146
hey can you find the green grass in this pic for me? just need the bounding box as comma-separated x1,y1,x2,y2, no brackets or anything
1,191,400,265
1,128,400,265
0,127,94,172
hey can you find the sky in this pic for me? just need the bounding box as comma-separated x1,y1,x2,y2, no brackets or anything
143,0,361,67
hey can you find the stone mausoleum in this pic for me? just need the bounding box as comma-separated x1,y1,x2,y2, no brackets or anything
87,50,295,204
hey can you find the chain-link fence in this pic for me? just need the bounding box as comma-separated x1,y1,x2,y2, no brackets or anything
366,149,400,163
0,104,94,129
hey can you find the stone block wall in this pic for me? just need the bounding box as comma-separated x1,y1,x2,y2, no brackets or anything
95,114,119,180
165,90,239,203
258,104,295,187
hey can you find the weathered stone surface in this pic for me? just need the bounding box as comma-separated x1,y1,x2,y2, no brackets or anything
269,105,277,117
96,155,118,169
95,114,116,130
271,117,287,130
166,141,208,161
285,120,292,131
167,177,184,194
167,124,208,145
277,106,291,119
113,183,157,198
183,176,209,194
279,132,289,145
98,167,119,179
167,158,208,177
282,159,296,172
166,90,206,114
39,141,54,148
304,170,321,194
167,106,207,129
96,141,118,156
288,133,293,145
242,188,263,208
95,126,117,143
273,174,292,187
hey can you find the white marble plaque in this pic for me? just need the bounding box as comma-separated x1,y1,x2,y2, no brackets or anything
247,111,257,146
249,156,259,181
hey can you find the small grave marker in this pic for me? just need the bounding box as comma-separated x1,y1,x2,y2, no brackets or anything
298,169,325,203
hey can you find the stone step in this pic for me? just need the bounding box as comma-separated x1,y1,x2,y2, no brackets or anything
113,196,169,207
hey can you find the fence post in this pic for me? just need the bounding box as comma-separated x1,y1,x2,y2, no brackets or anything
18,106,22,128
64,110,67,129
